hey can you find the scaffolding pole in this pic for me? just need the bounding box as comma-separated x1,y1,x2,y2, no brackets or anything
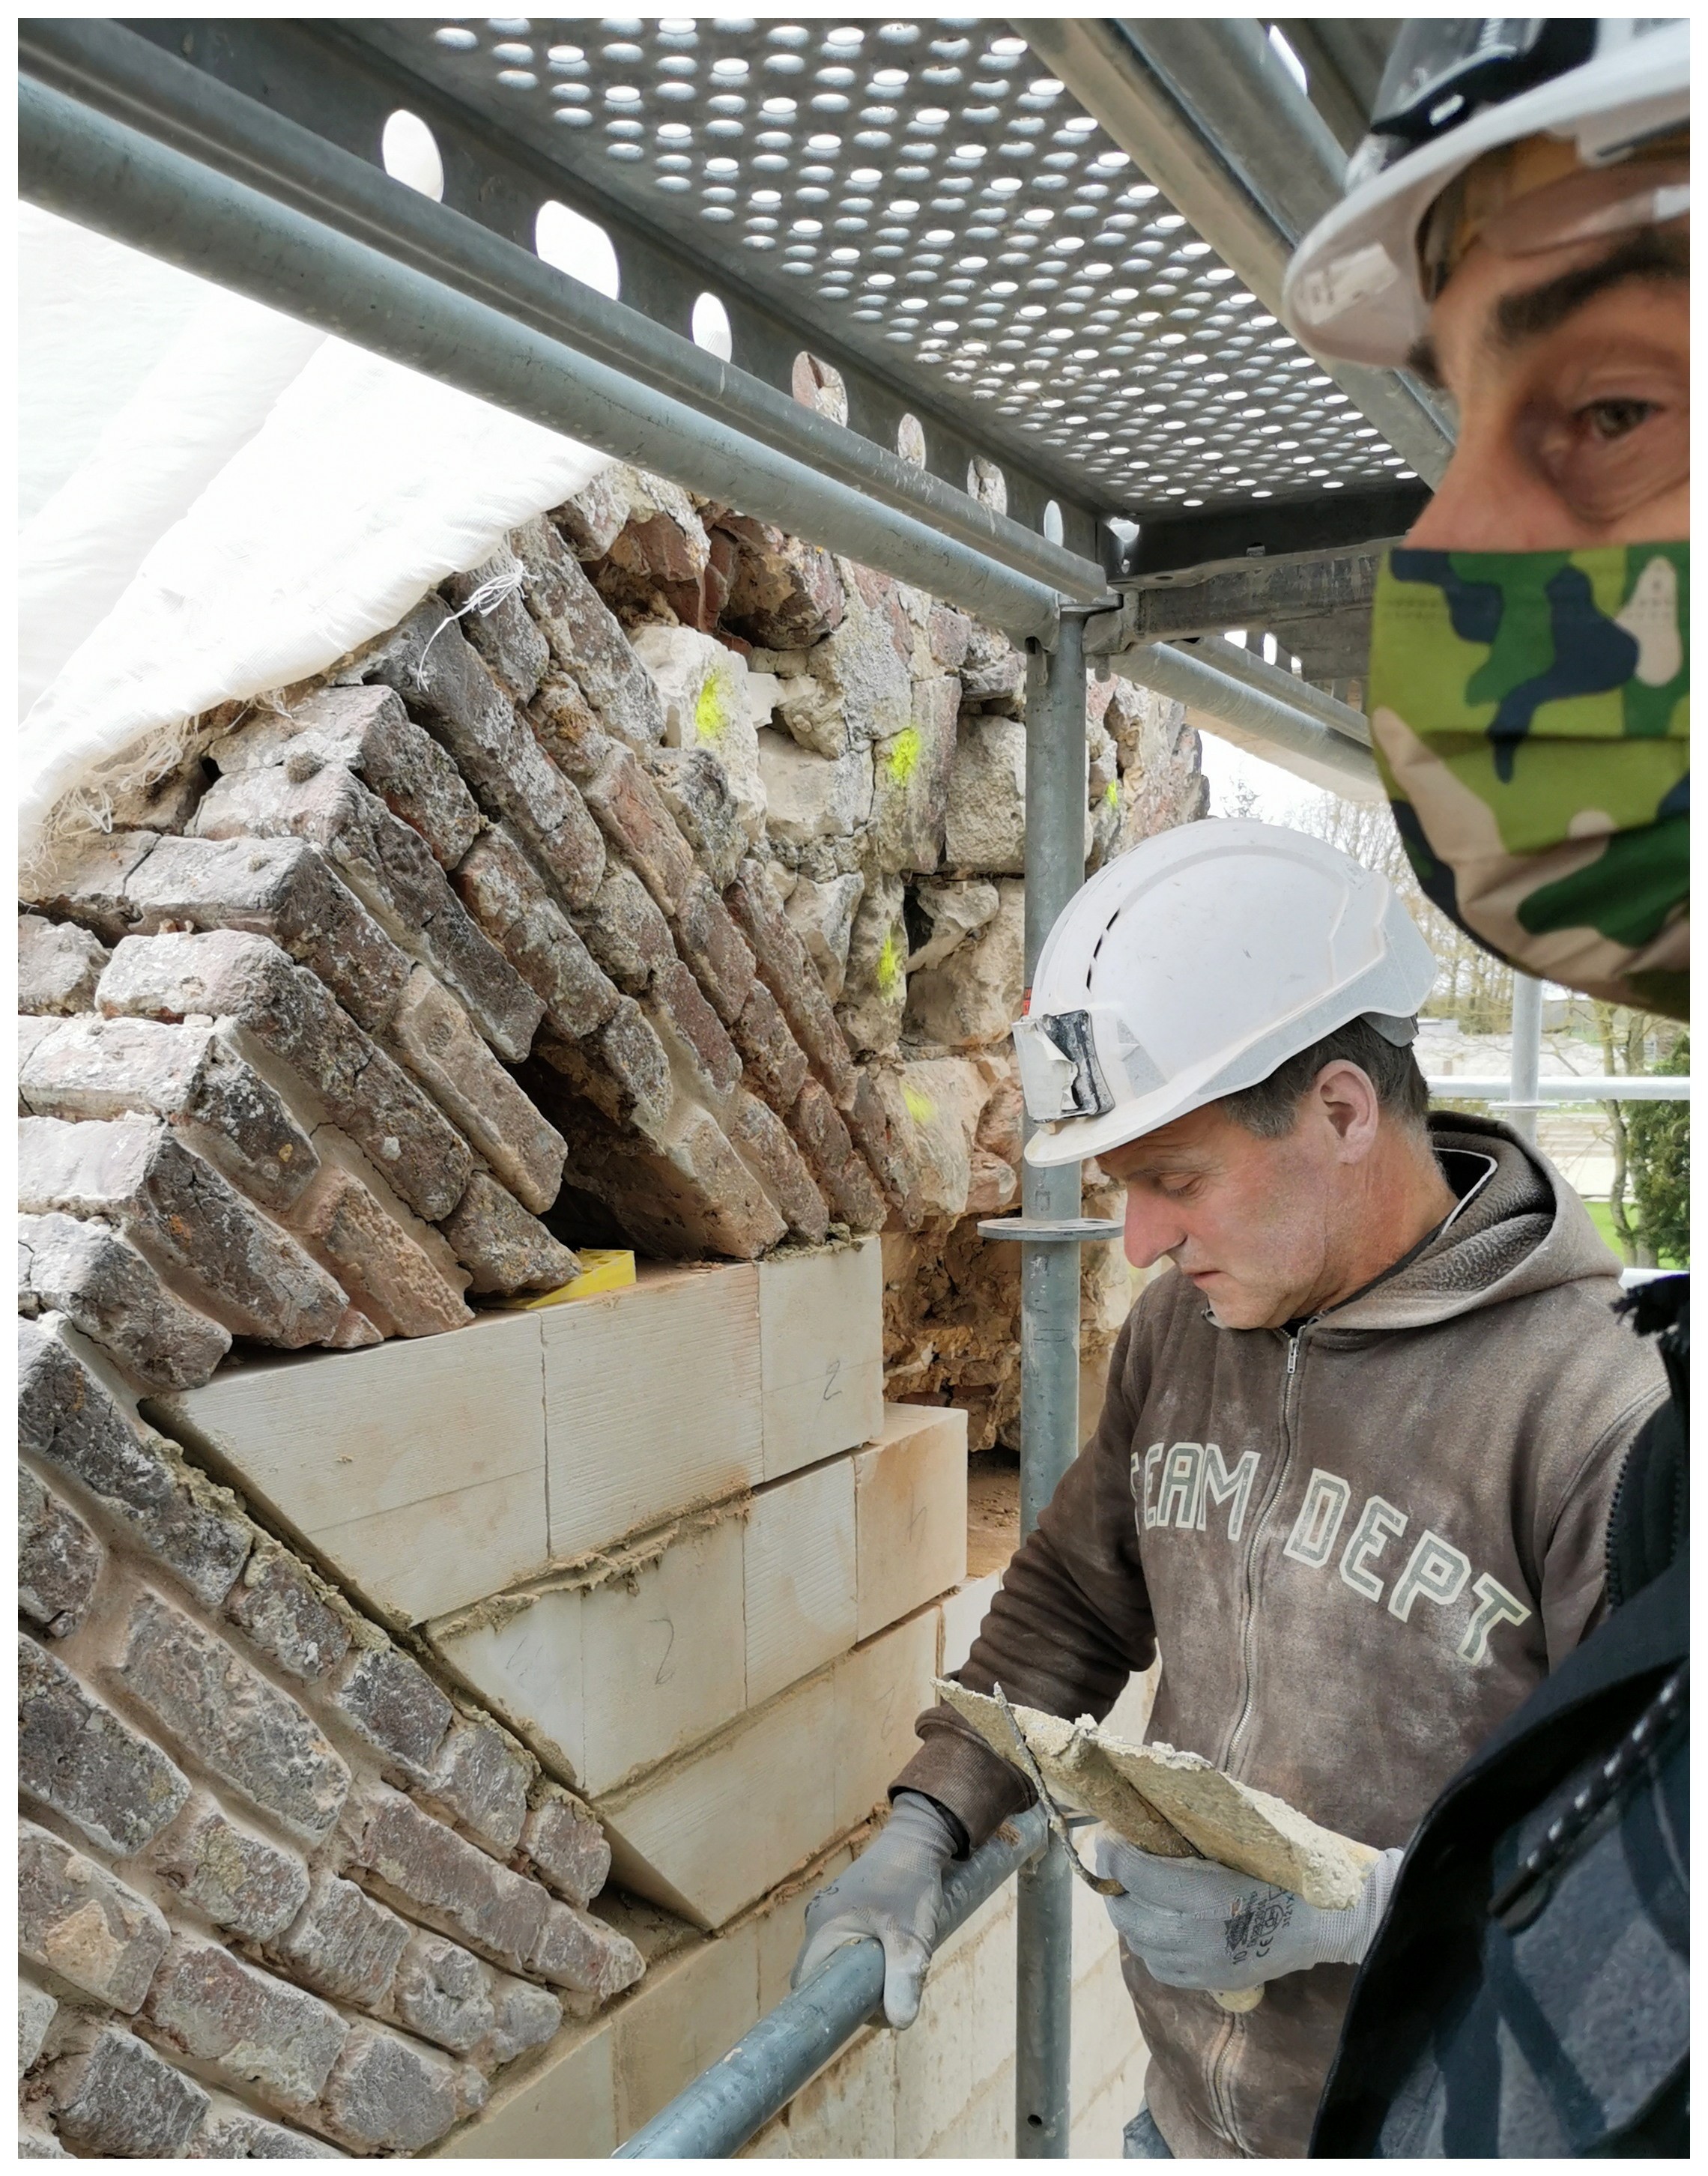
1014,611,1091,2157
1506,973,1545,1145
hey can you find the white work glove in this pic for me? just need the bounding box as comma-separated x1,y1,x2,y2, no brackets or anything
791,1791,961,2028
1095,1836,1405,1994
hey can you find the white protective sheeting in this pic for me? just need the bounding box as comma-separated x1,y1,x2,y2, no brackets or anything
19,204,614,858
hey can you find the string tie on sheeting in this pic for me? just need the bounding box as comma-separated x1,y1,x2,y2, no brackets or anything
420,563,527,659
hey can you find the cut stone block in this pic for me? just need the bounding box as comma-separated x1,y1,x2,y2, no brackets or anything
452,822,621,1041
744,1458,857,1710
121,832,413,1035
145,1793,312,1942
19,1013,321,1213
726,860,858,1108
855,1405,969,1640
571,862,676,994
28,828,163,941
423,1717,533,1856
551,1088,789,1261
438,1172,580,1297
670,874,756,1027
631,625,765,841
19,1819,172,2011
19,915,110,1016
730,980,810,1114
651,958,742,1096
384,966,566,1214
19,1633,191,1856
115,1589,351,1843
19,1465,105,1637
187,2093,348,2159
360,598,608,909
756,729,873,845
833,1607,944,1832
155,1310,549,1625
49,2022,210,2157
578,743,699,918
719,512,846,649
803,590,912,746
784,873,864,1001
97,929,473,1225
387,1930,499,2054
724,1088,831,1246
835,869,908,1056
542,1261,763,1562
944,715,1026,873
332,1643,454,1773
19,1318,252,1609
19,1210,231,1389
190,761,542,1060
19,1115,349,1348
651,745,748,891
143,1934,348,2109
757,1238,885,1480
904,878,1026,1049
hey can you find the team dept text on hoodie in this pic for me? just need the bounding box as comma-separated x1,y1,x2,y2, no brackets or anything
894,1116,1668,2159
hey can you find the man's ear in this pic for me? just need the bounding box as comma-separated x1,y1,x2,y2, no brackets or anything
1311,1062,1383,1160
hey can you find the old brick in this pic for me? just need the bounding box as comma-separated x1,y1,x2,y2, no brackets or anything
19,1634,190,1855
115,1589,351,1843
927,604,972,672
19,1209,231,1389
19,1319,252,1607
288,1163,473,1339
19,1115,349,1348
224,1546,352,1683
192,764,542,1061
361,600,607,909
730,979,811,1114
726,861,859,1108
17,2124,68,2157
571,862,676,994
30,829,162,942
452,824,620,1041
121,832,411,1034
384,967,565,1215
273,1872,410,2007
534,998,676,1137
349,1786,549,1970
189,2099,346,2157
332,1644,453,1774
524,672,613,785
318,2022,476,2154
437,1172,580,1297
19,915,110,1016
528,1898,645,2004
673,873,757,1025
650,746,748,891
580,744,699,916
960,622,1026,702
790,1079,886,1231
19,1979,58,2075
19,1465,104,1637
652,958,742,1096
845,1069,927,1228
19,1013,321,1214
718,514,846,648
275,682,484,869
424,1718,532,1855
387,1932,495,2053
511,515,667,751
144,1936,348,2109
835,869,909,1057
518,1786,611,1909
96,930,473,1225
726,1088,831,1245
146,1796,310,1942
551,1094,788,1261
50,2024,209,2156
552,468,632,560
444,552,551,704
19,1820,169,2012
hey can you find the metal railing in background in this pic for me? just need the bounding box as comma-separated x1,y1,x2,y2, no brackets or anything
614,1805,1050,2158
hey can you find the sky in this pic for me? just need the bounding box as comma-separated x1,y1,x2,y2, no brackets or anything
1194,730,1323,827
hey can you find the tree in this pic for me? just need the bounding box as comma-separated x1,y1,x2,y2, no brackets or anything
1625,1031,1690,1267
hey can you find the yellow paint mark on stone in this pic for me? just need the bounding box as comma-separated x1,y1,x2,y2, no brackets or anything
887,727,922,784
694,676,728,745
903,1085,936,1124
1104,779,1120,808
876,930,905,997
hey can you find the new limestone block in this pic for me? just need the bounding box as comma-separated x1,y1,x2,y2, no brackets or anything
19,1116,349,1348
19,1013,321,1213
854,1404,969,1640
18,1820,172,2011
757,1238,885,1479
744,1458,858,1709
96,930,474,1225
19,1210,231,1389
19,1634,191,1855
157,1309,549,1625
19,915,111,1016
19,1466,105,1637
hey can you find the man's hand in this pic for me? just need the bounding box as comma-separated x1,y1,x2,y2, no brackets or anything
791,1792,961,2028
1095,1836,1404,1994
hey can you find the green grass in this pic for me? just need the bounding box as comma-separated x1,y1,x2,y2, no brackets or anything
1584,1198,1688,1269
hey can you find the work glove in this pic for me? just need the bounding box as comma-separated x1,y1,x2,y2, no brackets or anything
1095,1835,1405,1995
791,1790,961,2028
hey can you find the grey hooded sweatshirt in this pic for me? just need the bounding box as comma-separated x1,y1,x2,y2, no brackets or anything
894,1117,1668,2157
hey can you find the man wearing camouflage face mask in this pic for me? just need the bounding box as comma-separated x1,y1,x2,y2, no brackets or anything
1284,17,1687,2156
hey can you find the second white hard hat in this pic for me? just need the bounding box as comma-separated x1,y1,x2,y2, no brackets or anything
1016,820,1438,1169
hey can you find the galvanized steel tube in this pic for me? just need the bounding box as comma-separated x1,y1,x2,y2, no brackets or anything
18,19,1108,606
1178,632,1373,746
613,1805,1049,2158
1116,639,1381,791
1506,974,1545,1145
1014,616,1091,2158
19,76,1063,641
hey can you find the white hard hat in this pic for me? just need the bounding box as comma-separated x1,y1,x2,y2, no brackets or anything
1016,821,1438,1169
1284,18,1689,368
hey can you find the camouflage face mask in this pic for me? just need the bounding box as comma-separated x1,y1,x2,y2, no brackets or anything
1366,544,1689,1020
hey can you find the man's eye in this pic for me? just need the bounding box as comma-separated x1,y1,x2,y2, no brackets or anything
1580,397,1656,442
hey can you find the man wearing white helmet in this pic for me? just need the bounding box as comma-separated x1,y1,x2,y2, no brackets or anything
1280,15,1689,2158
793,820,1665,2155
